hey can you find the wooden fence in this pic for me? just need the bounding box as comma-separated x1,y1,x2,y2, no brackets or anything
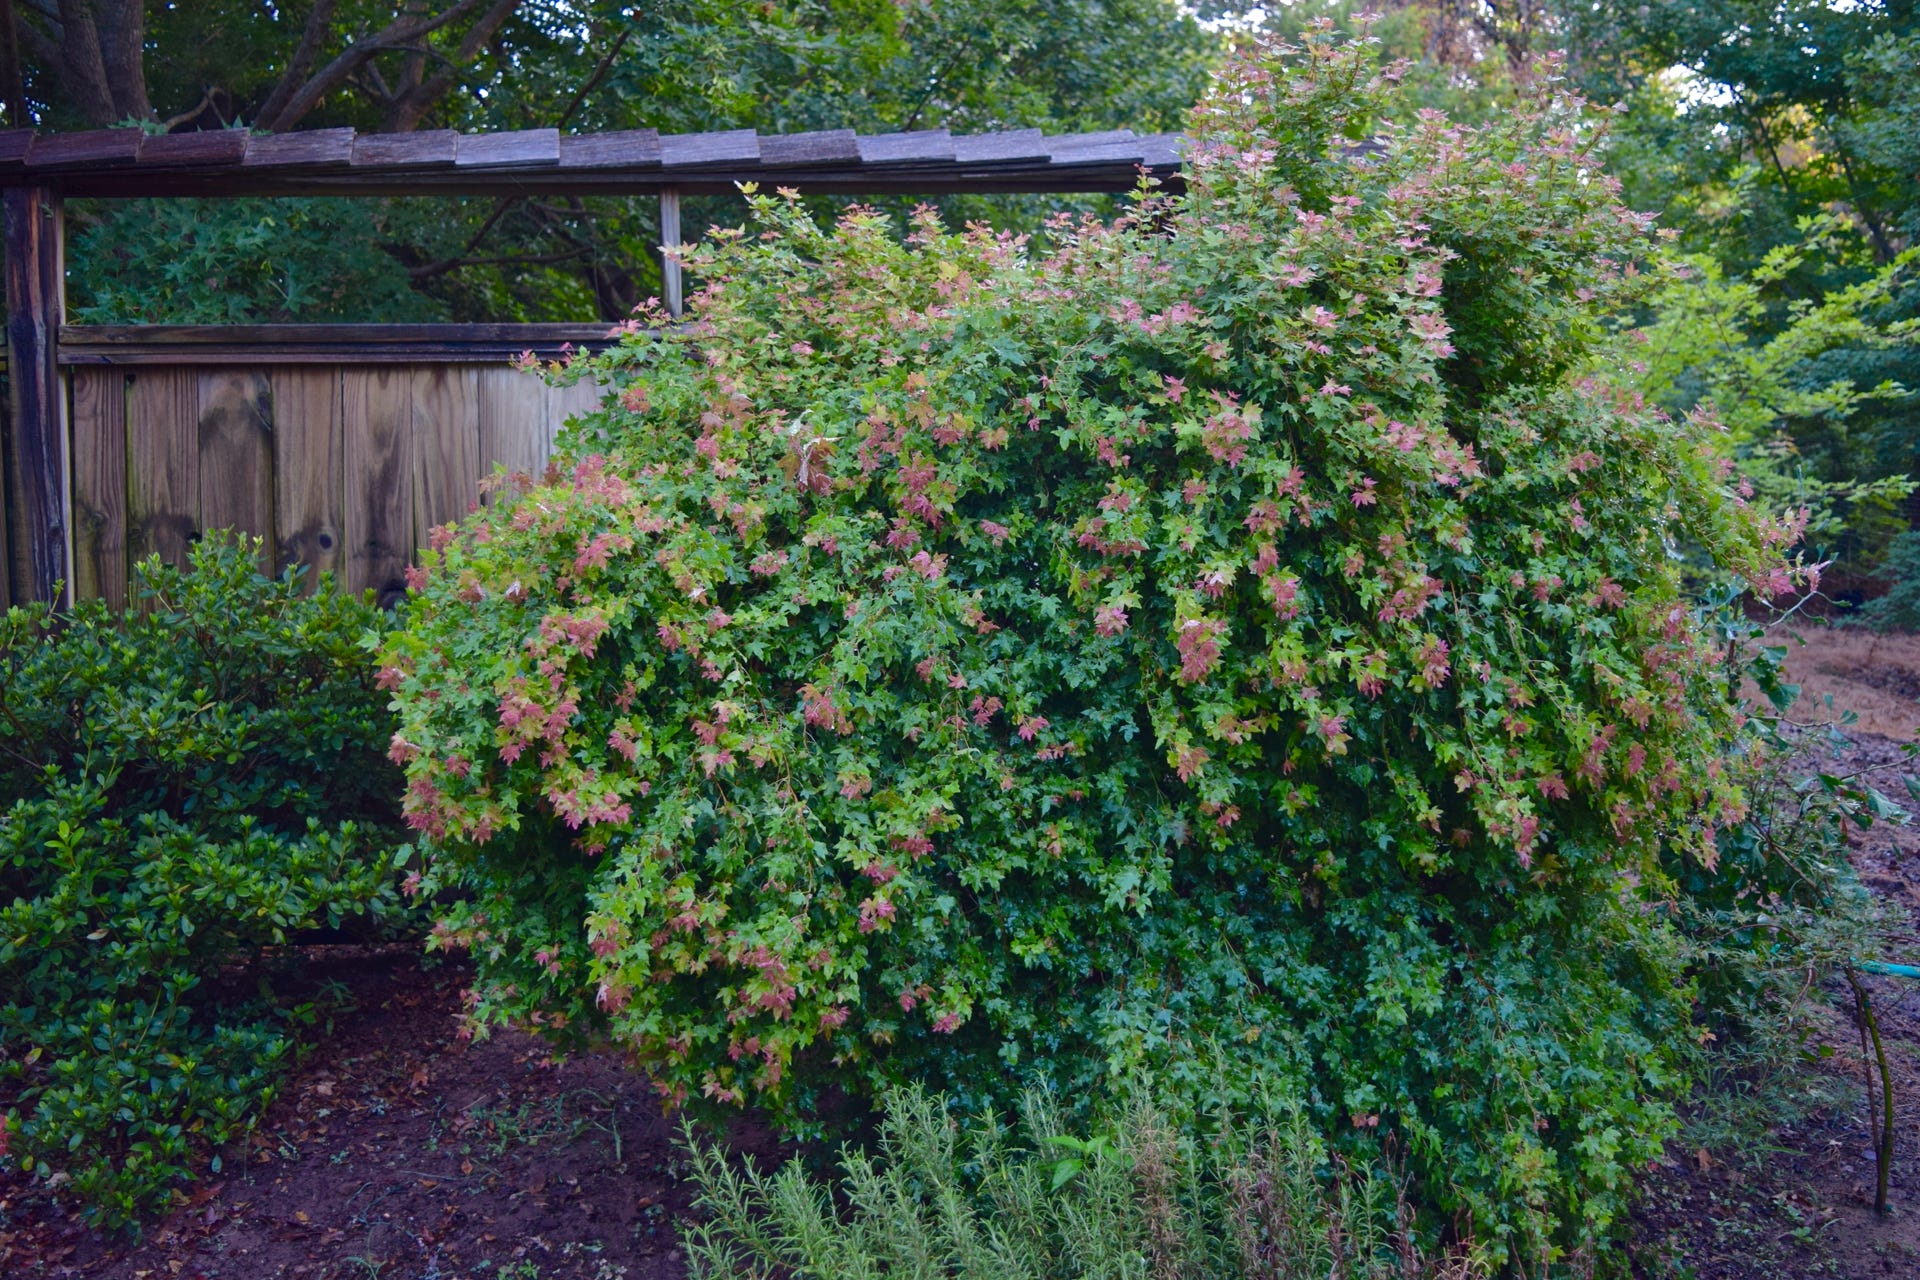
64,352,603,610
0,120,1183,610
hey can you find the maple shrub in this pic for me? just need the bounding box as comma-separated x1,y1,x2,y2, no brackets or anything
382,29,1808,1264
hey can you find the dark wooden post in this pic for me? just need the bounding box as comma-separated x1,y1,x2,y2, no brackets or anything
4,184,66,605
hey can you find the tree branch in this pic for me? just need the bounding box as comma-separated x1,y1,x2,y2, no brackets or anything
553,23,633,131
0,0,30,126
159,84,215,132
95,0,144,120
384,0,521,132
253,0,339,132
12,9,56,68
400,20,637,283
53,0,115,125
408,247,587,281
257,0,487,133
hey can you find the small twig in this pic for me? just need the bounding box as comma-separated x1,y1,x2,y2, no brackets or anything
160,86,217,132
1845,966,1896,1215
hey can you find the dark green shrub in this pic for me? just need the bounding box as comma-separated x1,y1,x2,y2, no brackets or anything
381,28,1808,1266
1846,529,1920,631
0,535,412,1227
684,1085,1482,1279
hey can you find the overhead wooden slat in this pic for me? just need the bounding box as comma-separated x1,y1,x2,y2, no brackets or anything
70,368,129,608
953,130,1048,165
1048,135,1149,167
1137,133,1183,170
856,130,954,166
139,130,250,167
12,125,1190,197
243,128,355,168
342,367,414,607
557,129,662,169
457,129,560,168
27,129,141,169
354,130,460,167
271,366,345,590
660,129,759,168
126,368,201,581
761,129,859,168
1054,129,1138,148
0,130,34,169
197,369,275,569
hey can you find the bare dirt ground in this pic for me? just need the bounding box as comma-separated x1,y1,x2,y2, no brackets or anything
1631,625,1920,1279
0,952,787,1280
5,624,1920,1280
1768,625,1920,740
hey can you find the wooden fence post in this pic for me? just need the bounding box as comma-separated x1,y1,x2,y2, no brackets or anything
4,184,67,606
660,187,682,318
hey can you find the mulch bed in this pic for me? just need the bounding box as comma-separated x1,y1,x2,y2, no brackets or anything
0,950,786,1280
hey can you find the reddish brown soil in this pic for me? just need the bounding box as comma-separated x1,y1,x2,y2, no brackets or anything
0,952,786,1280
1772,625,1920,741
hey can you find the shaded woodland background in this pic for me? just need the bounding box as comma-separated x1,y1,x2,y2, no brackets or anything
7,0,1918,580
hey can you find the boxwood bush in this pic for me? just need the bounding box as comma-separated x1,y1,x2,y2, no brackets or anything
380,28,1807,1267
0,536,412,1226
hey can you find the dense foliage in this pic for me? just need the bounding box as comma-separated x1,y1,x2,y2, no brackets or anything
0,537,413,1226
1563,0,1920,579
685,1084,1480,1279
382,27,1807,1265
56,0,1215,324
70,195,448,325
1849,532,1920,633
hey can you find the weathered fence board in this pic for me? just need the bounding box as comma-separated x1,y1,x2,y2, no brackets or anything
410,365,482,544
198,369,274,571
549,377,606,451
271,366,344,587
476,366,549,502
127,367,201,581
65,361,596,607
70,367,126,608
341,366,416,609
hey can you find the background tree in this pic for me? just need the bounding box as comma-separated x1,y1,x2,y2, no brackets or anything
1555,0,1919,582
12,0,532,132
1260,1,1918,582
43,0,1215,323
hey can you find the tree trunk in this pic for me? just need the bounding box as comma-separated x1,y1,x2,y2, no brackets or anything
22,0,152,127
95,0,147,121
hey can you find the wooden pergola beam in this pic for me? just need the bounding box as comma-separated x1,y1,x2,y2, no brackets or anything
0,125,1184,200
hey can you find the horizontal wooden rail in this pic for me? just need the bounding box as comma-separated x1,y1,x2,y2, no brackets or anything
58,323,622,366
0,124,1181,200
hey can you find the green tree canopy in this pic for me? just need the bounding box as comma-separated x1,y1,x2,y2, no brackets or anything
35,1,1215,324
